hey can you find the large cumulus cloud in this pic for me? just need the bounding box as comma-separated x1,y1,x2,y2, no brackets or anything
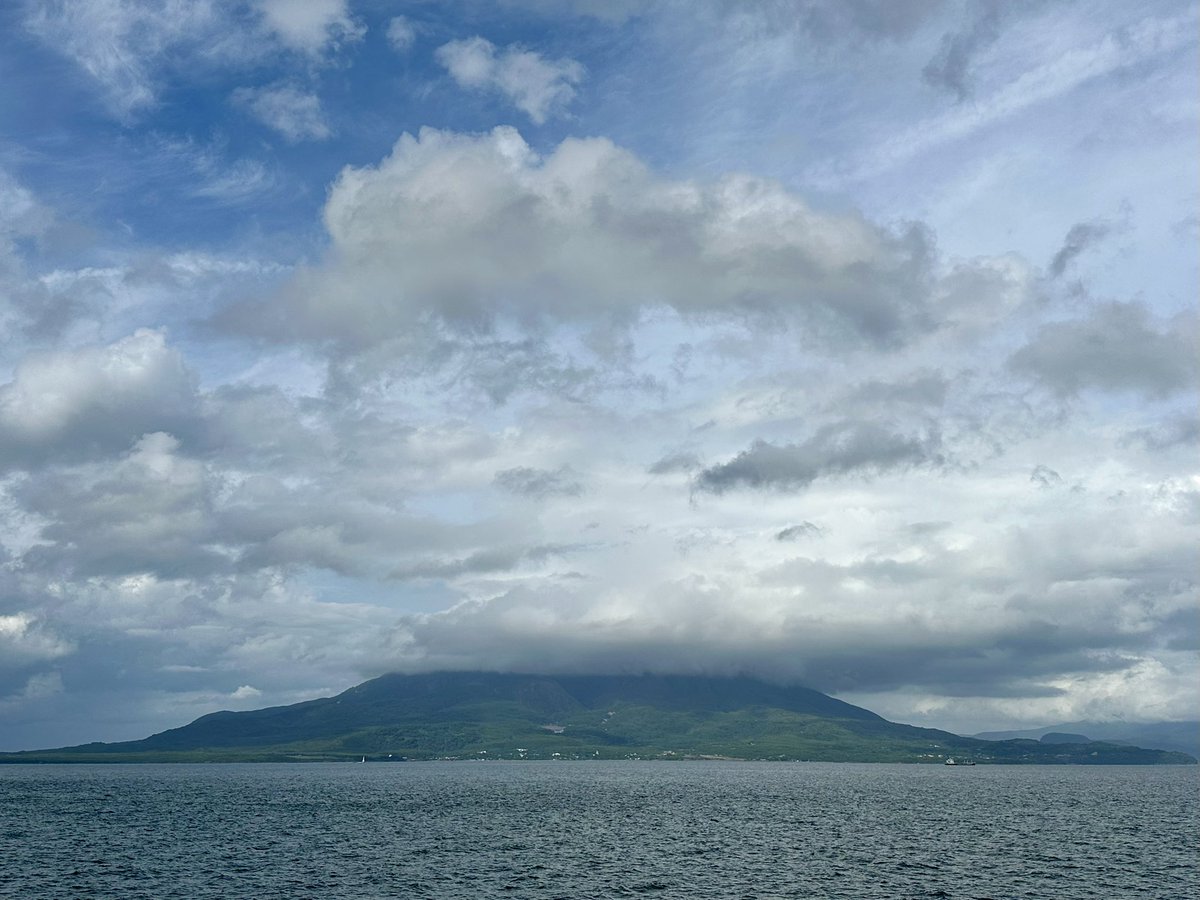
223,126,936,349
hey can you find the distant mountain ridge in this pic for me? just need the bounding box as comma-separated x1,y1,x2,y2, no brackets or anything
2,672,1195,764
974,720,1200,759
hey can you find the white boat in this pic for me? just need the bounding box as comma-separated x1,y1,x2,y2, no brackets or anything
944,757,975,766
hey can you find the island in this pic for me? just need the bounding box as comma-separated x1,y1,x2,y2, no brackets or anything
1,672,1194,764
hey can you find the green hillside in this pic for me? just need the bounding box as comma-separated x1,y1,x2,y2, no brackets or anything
2,672,1194,764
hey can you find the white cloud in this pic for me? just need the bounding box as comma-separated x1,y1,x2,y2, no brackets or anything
0,329,198,468
24,0,363,120
436,37,584,123
0,170,53,328
23,0,226,119
191,158,275,201
232,83,331,142
386,16,416,52
0,615,73,669
0,170,52,246
255,0,364,55
146,135,277,202
375,461,1200,728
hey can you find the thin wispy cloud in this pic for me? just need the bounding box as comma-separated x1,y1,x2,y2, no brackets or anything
808,8,1198,188
386,16,416,52
232,83,332,142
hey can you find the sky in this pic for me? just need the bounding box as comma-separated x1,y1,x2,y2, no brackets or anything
0,0,1196,750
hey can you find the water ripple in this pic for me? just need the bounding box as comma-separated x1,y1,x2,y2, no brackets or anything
1,762,1196,899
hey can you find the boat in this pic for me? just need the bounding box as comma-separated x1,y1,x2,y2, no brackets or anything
944,757,976,766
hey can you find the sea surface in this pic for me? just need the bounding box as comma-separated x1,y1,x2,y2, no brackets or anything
1,761,1196,899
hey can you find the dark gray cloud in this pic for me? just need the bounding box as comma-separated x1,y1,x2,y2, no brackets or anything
14,432,225,579
840,370,949,410
494,466,584,498
795,0,948,42
1122,414,1200,451
8,279,92,342
1030,465,1063,488
696,422,943,493
648,451,702,475
6,388,542,586
1009,302,1197,397
382,552,1187,701
776,521,823,541
196,385,333,467
1048,219,1113,278
457,337,604,406
1161,605,1200,651
922,1,1003,100
221,484,532,580
392,542,585,580
907,521,950,536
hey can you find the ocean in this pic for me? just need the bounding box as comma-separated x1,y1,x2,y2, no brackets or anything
2,761,1196,899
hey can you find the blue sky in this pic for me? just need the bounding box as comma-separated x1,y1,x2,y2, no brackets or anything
0,0,1196,749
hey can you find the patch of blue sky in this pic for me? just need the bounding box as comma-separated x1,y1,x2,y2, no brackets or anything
300,567,459,614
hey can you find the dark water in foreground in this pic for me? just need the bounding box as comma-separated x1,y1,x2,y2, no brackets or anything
1,762,1196,899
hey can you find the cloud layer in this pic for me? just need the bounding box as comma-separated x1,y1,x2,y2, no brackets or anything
1,0,1195,749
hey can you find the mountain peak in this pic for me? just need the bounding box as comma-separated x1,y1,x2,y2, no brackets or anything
2,672,1194,765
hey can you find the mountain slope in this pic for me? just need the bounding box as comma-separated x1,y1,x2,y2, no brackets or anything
2,672,1194,764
